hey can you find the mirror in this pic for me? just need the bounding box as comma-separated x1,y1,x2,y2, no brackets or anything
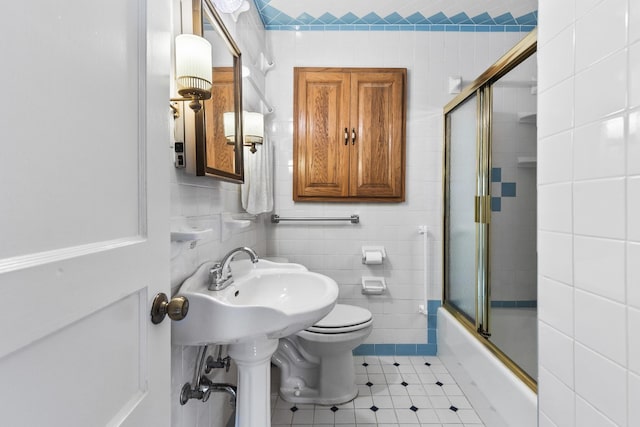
191,0,244,182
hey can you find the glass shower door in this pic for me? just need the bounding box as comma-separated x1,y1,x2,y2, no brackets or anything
444,94,479,324
442,30,537,390
487,53,538,380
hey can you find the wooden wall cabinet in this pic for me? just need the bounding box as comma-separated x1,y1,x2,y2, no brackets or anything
293,67,406,202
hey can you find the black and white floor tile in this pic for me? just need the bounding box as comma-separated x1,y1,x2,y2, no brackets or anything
270,355,485,426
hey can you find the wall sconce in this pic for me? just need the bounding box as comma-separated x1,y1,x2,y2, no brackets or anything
224,111,264,153
171,34,212,116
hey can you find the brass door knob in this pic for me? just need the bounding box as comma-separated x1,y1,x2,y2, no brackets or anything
150,293,189,324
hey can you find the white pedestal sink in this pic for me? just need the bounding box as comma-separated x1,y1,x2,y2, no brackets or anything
173,259,339,427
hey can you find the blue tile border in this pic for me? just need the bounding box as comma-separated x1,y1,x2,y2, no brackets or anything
352,299,536,356
255,1,538,32
491,300,537,308
353,300,441,356
264,23,537,32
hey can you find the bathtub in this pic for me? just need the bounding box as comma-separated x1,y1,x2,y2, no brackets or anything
437,308,537,427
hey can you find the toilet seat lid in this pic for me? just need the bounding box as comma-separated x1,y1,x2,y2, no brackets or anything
306,304,372,333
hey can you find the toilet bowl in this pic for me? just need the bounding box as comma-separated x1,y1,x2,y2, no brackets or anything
271,304,373,405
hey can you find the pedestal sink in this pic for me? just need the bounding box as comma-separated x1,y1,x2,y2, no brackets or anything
173,259,339,427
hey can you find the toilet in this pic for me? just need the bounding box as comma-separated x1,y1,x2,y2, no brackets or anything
271,304,373,405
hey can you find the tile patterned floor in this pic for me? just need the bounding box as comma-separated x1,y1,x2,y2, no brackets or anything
270,355,485,426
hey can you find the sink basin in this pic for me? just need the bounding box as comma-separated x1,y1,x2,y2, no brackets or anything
172,259,339,346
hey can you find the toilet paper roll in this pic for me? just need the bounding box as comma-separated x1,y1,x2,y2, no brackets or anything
363,251,383,265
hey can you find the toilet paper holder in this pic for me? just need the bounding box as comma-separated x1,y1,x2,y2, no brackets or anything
361,246,386,264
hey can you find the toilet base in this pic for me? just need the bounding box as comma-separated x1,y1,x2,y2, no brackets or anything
275,343,359,405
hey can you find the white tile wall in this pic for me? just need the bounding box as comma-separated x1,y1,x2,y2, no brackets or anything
538,0,638,425
574,236,625,302
575,343,627,426
574,116,626,180
538,130,573,184
264,29,525,345
538,367,576,427
575,0,627,71
629,372,640,425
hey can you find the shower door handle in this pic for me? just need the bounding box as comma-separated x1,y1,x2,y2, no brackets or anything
477,326,491,338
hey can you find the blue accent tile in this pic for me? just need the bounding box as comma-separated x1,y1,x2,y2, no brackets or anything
427,329,437,343
316,12,338,24
353,344,375,355
460,25,475,32
518,300,538,308
491,167,502,182
384,25,400,31
357,12,384,25
370,25,386,31
471,12,495,25
501,182,516,197
427,12,451,24
396,344,418,355
491,300,538,308
494,12,516,25
445,25,460,32
516,12,538,25
270,12,295,26
476,25,492,32
374,344,396,356
427,300,442,312
406,12,428,24
384,12,408,24
324,25,341,31
416,344,437,355
428,314,438,328
430,24,445,31
450,12,472,24
296,13,315,25
338,12,358,24
491,197,501,212
521,25,537,32
506,25,524,32
260,5,284,23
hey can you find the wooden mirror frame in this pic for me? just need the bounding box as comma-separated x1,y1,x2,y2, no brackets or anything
192,0,244,182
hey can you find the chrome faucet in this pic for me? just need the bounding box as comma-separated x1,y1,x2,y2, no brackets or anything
208,247,259,290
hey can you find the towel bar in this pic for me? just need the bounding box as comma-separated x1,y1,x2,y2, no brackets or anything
270,214,359,224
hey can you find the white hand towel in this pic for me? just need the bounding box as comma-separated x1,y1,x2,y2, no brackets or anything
241,137,274,215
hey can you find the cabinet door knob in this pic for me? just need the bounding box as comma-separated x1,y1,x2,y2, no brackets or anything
351,128,357,144
344,128,349,145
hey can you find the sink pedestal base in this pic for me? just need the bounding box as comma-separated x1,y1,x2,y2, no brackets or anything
228,338,279,427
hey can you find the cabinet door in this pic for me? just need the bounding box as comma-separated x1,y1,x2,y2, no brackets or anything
294,69,351,199
349,70,406,200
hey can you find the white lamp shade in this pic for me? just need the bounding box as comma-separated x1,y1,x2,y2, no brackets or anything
244,111,264,140
175,34,212,94
223,111,264,141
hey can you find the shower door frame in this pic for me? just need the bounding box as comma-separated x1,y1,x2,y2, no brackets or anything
442,29,537,392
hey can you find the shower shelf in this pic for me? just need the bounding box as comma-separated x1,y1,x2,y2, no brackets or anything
517,112,537,124
517,156,537,168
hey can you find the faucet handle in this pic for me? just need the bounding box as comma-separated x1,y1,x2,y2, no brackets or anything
209,263,222,282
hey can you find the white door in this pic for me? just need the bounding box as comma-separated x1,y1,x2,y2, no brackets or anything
0,0,172,426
